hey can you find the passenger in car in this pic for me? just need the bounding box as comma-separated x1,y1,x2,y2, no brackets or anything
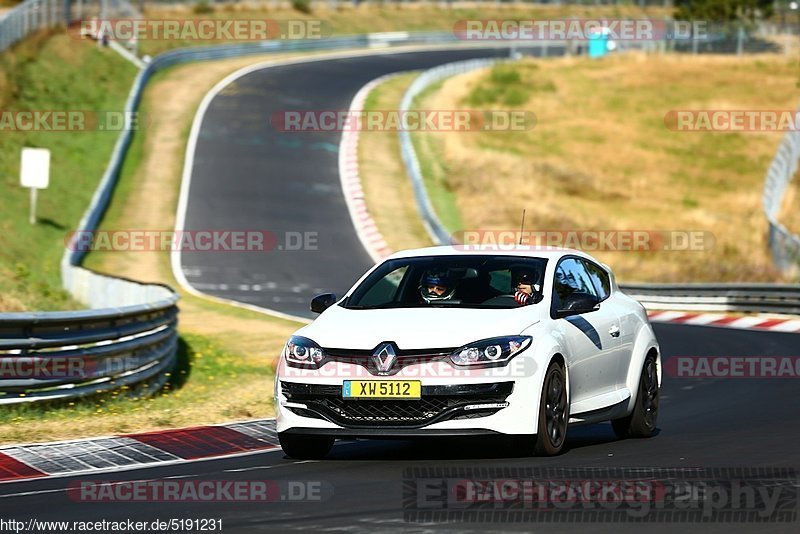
512,268,541,306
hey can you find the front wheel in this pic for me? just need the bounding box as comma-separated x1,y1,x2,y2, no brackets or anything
278,432,334,459
612,354,659,438
529,361,569,456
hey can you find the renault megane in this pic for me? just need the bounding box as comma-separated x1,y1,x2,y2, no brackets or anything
274,246,660,459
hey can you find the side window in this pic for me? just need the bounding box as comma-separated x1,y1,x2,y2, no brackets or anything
357,266,408,307
582,260,611,301
554,258,598,300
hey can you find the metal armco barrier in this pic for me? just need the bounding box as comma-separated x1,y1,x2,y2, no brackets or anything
620,284,800,314
0,0,139,52
0,302,178,404
762,122,800,273
398,56,513,245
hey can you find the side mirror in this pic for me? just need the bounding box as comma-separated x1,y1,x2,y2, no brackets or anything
310,293,337,314
556,293,600,319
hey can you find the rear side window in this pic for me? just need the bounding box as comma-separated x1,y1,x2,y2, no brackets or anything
582,260,611,301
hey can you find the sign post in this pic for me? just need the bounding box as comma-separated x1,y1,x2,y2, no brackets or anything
20,148,50,225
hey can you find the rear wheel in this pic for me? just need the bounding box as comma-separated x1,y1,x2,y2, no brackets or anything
278,432,334,459
612,354,659,438
532,361,569,456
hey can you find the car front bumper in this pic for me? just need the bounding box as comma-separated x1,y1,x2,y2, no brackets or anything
275,360,543,436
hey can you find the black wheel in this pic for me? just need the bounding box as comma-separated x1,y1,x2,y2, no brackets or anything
533,361,569,456
612,354,659,438
278,432,334,459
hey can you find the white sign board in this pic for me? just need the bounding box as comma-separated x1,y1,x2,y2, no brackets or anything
20,148,50,189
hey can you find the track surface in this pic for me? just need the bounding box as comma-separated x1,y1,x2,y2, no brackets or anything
179,46,551,318
2,324,799,532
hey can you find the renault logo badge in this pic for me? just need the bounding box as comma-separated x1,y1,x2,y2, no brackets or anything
372,343,397,373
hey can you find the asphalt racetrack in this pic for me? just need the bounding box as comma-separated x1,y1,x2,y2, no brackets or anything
178,46,558,318
1,324,798,533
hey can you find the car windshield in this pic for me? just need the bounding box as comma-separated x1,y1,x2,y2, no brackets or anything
342,255,548,310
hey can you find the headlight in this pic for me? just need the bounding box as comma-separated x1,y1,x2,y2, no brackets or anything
283,336,326,368
450,336,532,367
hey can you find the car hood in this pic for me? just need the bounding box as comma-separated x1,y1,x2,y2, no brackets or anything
294,305,543,350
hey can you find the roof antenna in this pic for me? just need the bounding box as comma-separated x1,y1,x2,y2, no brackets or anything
518,209,526,245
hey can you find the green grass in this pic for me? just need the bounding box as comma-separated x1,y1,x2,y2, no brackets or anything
465,63,553,107
0,31,138,311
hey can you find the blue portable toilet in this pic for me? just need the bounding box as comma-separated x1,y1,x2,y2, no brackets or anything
588,28,610,58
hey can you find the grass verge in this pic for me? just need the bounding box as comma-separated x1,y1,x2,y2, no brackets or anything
0,32,138,312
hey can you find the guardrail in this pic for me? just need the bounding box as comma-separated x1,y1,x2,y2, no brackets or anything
0,0,138,52
0,0,67,51
620,284,800,315
762,122,800,273
399,56,511,245
0,301,178,405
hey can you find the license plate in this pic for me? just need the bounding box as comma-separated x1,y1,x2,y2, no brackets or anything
343,380,421,400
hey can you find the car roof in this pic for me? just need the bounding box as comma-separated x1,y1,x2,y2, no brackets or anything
384,245,594,263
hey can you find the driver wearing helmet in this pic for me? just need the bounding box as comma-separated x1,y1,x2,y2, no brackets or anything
512,268,540,306
419,271,456,304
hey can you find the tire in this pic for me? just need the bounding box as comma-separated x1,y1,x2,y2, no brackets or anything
612,353,659,438
278,432,334,459
531,361,570,456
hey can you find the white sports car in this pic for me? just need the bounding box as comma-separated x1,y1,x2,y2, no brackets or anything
275,246,660,458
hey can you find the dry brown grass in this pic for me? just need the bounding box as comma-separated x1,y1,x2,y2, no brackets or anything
412,53,800,282
359,73,434,251
137,3,672,56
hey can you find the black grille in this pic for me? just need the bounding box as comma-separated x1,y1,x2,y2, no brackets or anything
324,397,448,424
281,381,513,428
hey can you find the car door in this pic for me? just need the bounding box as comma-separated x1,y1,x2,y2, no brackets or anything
552,258,623,407
582,259,633,390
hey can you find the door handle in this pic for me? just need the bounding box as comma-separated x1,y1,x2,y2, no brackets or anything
608,325,620,338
